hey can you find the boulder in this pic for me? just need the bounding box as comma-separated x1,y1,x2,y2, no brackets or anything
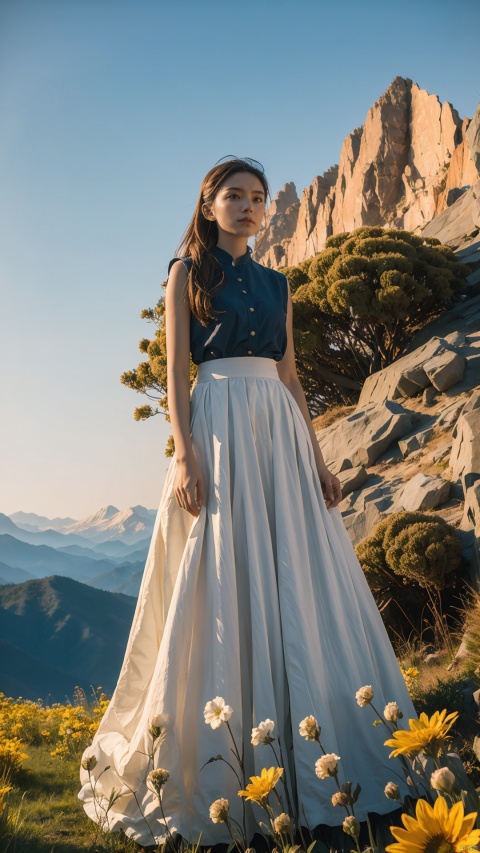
450,402,480,491
358,337,457,406
424,652,443,665
396,366,432,397
339,477,407,545
460,388,480,414
336,465,369,497
423,386,439,407
393,472,451,511
398,426,434,459
422,350,466,391
342,501,389,546
315,400,413,472
436,399,469,431
460,480,480,590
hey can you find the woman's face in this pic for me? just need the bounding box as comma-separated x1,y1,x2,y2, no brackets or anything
207,171,266,239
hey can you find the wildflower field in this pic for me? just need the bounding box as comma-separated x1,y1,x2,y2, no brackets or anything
2,656,480,853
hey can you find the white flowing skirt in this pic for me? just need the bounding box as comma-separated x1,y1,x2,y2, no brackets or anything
78,356,420,848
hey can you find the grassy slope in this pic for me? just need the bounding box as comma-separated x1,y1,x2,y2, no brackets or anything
6,745,141,852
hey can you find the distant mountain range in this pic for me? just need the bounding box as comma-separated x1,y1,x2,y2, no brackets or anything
10,511,77,531
0,575,137,702
8,504,157,544
0,506,157,593
0,506,157,701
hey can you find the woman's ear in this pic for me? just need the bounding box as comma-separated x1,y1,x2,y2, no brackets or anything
202,202,214,221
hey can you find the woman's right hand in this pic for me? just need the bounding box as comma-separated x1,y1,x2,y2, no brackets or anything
173,455,205,517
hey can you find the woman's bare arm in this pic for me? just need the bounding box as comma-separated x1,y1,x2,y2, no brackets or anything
165,260,204,515
165,260,194,461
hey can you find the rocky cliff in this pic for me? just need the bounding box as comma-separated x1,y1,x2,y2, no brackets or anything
253,77,480,269
311,294,480,590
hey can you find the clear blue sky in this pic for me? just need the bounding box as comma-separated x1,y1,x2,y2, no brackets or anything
1,0,479,519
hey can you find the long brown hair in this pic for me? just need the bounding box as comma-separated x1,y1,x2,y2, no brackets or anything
169,156,271,326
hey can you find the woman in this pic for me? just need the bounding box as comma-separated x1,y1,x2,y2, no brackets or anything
78,157,421,849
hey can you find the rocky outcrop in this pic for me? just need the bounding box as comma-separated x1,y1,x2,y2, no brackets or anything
357,336,462,407
398,427,434,459
312,294,480,587
392,472,451,512
421,102,480,257
255,182,300,266
254,79,480,268
450,390,480,491
357,296,480,407
423,350,466,391
314,399,413,471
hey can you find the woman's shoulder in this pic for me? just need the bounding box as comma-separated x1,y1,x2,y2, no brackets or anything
167,256,193,277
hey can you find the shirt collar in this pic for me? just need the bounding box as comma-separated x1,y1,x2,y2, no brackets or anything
212,244,253,267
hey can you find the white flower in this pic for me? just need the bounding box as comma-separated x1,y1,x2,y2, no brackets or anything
272,812,291,834
150,712,169,729
355,685,374,707
299,715,321,741
65,727,73,735
331,791,349,807
430,766,456,794
384,781,401,800
251,718,275,745
149,712,169,738
209,797,229,823
315,753,340,779
383,702,401,722
81,751,97,772
146,768,169,796
204,696,233,729
343,815,360,838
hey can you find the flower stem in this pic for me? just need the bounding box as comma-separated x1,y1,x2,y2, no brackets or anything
271,737,296,829
225,720,247,843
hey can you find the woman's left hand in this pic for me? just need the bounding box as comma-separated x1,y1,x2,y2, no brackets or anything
317,463,343,509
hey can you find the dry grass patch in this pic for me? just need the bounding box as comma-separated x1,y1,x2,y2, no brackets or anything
312,404,357,432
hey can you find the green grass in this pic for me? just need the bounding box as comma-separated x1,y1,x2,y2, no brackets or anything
4,745,143,852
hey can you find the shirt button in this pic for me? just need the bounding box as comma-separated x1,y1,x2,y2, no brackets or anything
250,330,256,336
242,289,247,294
249,307,254,312
247,350,253,355
237,277,242,282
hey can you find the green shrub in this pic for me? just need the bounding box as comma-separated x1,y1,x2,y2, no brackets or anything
356,511,464,645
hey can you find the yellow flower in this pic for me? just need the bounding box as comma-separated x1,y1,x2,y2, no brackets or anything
400,666,420,698
403,667,420,678
0,785,12,816
238,766,284,805
385,794,480,853
384,710,459,759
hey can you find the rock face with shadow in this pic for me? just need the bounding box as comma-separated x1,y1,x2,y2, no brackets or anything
311,294,480,590
253,78,480,271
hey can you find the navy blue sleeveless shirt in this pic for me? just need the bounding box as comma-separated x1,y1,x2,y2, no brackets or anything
167,244,288,365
